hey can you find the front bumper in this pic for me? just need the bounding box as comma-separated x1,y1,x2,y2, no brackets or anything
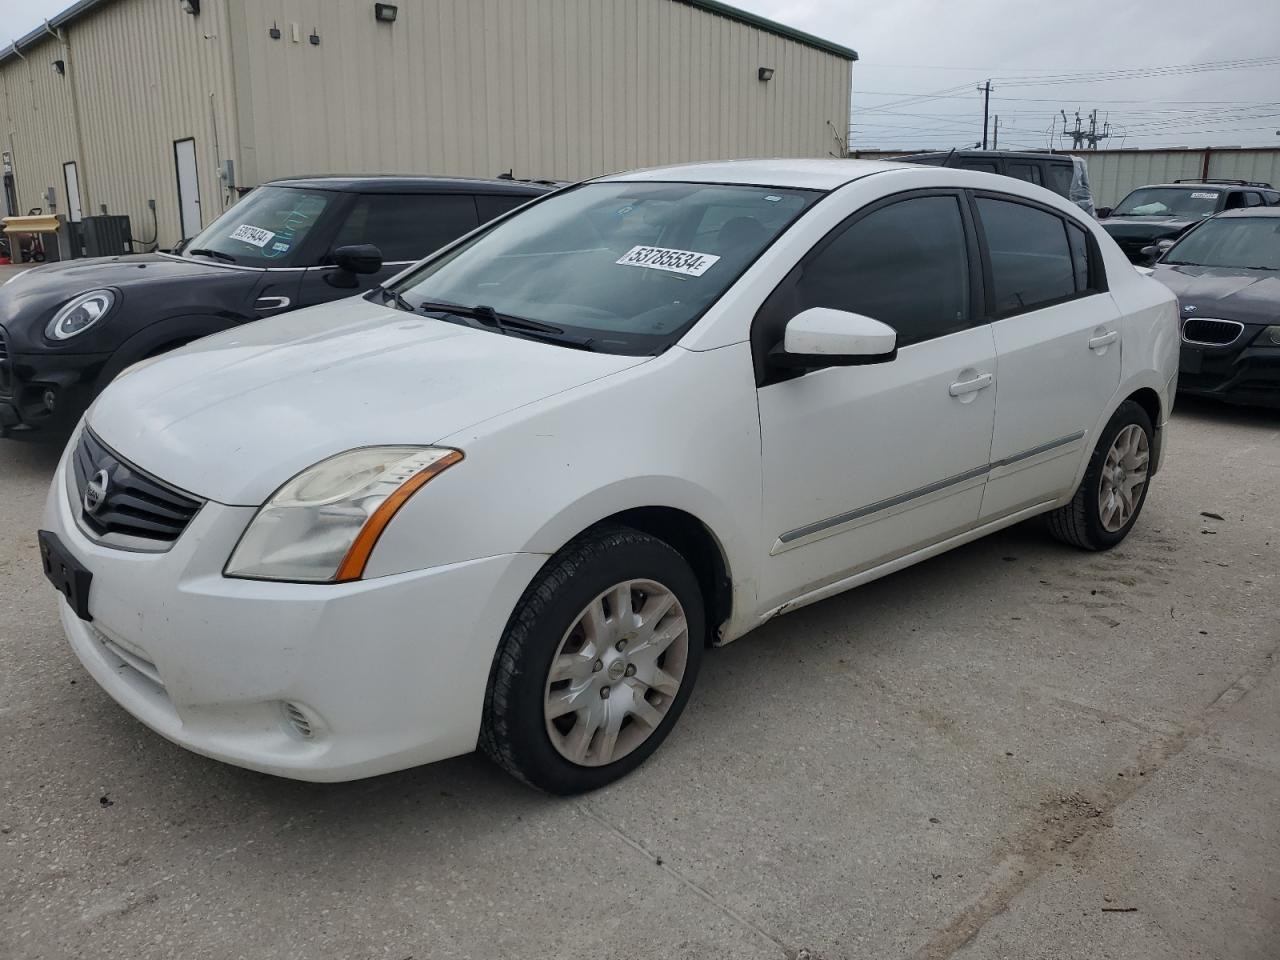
0,341,110,433
1178,335,1280,408
43,442,546,781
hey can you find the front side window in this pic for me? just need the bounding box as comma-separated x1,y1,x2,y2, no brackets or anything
392,181,819,355
332,194,479,262
976,197,1076,314
184,185,334,267
1113,187,1220,219
1164,217,1280,270
788,195,971,348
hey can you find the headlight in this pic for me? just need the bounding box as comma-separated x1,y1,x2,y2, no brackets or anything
45,289,115,340
1257,325,1280,347
225,446,463,582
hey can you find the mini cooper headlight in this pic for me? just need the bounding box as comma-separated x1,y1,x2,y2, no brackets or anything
225,446,463,583
45,289,116,340
1257,325,1280,347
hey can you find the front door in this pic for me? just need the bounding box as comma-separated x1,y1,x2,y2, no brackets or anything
971,193,1122,520
298,192,481,307
755,192,997,611
174,138,201,239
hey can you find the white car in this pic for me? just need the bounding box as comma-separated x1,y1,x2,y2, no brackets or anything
40,160,1179,794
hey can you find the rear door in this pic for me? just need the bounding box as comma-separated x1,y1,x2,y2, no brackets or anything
298,193,481,307
974,192,1120,521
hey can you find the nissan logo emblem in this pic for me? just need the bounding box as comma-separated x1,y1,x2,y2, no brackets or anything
84,468,110,515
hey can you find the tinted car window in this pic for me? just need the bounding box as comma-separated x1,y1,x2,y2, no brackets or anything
1112,187,1220,219
1007,162,1042,186
333,194,480,262
1244,192,1264,207
960,160,999,174
976,197,1076,314
1044,163,1073,199
1066,221,1091,291
791,195,970,347
477,193,536,222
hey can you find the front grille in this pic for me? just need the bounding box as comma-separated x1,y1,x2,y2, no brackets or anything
0,326,10,398
72,429,203,545
1183,318,1243,346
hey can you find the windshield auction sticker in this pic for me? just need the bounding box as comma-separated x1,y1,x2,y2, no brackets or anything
1190,192,1219,200
229,224,276,248
616,245,721,277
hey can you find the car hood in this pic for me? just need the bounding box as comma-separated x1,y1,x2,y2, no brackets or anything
87,297,650,505
1151,264,1280,325
0,252,251,349
1099,216,1196,239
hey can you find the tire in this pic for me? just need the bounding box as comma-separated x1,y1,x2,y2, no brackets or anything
1047,400,1154,551
480,525,705,794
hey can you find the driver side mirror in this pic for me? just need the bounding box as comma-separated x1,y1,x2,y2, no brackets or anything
1096,206,1113,219
769,307,898,370
1139,238,1175,263
331,243,384,275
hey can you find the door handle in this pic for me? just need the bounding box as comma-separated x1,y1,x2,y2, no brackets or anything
255,296,291,311
949,372,994,397
1088,330,1118,350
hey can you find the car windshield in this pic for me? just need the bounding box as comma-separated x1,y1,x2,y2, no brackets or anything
389,181,820,354
182,185,335,267
1112,187,1220,219
1164,217,1280,270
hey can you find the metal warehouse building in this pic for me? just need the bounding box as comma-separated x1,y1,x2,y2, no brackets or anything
0,0,856,249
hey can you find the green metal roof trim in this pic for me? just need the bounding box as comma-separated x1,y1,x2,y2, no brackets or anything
2,0,858,65
1,0,111,63
676,0,858,60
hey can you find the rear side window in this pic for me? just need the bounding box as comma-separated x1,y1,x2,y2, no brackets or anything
1044,164,1074,199
960,160,998,174
792,195,970,347
476,193,535,222
976,197,1076,314
333,194,480,262
1007,162,1042,186
1066,222,1091,291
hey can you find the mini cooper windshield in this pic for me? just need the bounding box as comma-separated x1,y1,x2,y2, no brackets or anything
182,185,335,268
1165,217,1280,270
390,181,819,354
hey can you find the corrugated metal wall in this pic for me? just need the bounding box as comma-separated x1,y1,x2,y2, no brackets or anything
230,0,852,185
848,147,1280,209
0,0,236,248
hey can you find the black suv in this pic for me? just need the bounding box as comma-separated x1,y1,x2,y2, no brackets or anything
901,150,1095,215
1099,179,1280,263
0,175,555,434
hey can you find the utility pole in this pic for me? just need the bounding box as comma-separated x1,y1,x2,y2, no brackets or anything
979,80,993,149
992,115,1000,150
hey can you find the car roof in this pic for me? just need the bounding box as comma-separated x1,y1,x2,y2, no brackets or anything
264,175,559,195
1136,182,1271,191
599,158,915,191
904,150,1074,164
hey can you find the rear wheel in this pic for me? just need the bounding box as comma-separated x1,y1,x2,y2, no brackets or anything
480,526,704,794
1047,400,1153,550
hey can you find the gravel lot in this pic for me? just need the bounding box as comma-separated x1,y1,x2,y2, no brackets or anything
1,396,1277,959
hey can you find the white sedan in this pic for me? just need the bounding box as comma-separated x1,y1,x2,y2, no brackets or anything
40,160,1179,793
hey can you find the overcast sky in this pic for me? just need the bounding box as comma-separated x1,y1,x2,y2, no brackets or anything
3,0,1278,151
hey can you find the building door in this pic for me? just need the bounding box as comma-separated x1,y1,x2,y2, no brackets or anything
2,151,16,218
173,138,201,239
62,162,83,222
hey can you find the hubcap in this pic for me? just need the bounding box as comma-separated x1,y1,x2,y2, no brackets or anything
543,579,689,767
1097,423,1150,533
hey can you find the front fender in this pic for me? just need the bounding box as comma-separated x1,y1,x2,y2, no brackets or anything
94,314,245,387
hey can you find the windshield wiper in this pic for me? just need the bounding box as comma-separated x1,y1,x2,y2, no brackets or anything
378,284,414,312
186,247,237,263
416,300,595,351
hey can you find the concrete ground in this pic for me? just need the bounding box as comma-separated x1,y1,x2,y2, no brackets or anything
1,398,1277,960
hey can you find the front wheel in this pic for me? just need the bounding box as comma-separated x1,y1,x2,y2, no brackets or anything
1047,400,1154,550
480,526,705,794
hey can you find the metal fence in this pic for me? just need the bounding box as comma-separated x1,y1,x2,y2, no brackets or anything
847,147,1280,208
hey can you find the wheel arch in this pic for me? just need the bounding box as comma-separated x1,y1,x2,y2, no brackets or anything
93,314,240,388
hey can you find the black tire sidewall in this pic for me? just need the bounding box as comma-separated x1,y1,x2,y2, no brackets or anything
491,531,705,795
1082,401,1154,548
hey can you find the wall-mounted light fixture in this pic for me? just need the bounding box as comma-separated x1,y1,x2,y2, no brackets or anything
374,3,398,22
308,27,320,45
269,21,281,39
758,67,775,82
180,0,200,15
51,59,65,75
